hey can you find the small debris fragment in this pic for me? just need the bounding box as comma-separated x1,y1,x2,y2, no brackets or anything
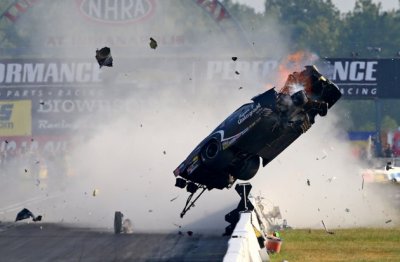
178,231,183,235
149,37,158,49
187,231,193,236
170,196,179,202
5,140,8,144
140,124,143,127
385,219,392,224
235,71,240,75
24,169,28,173
321,220,334,234
163,150,166,155
345,208,350,213
239,86,243,90
361,176,364,190
306,179,310,186
35,161,40,164
95,47,113,68
39,101,45,105
232,57,237,61
93,189,99,197
148,209,153,213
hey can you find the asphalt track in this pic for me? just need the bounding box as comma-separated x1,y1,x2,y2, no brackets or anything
0,223,229,262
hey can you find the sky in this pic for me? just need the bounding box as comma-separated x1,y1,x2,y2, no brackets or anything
232,0,399,13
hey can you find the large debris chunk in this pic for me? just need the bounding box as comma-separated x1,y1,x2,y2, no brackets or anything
15,208,42,222
95,47,113,68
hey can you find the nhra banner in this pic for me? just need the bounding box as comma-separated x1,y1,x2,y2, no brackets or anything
0,100,31,136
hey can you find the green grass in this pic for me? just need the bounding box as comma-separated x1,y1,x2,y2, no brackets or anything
269,228,400,262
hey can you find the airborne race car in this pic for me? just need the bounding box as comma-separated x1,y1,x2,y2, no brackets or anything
174,65,342,217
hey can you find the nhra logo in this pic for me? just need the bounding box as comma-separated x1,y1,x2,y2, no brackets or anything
77,0,156,24
0,104,14,129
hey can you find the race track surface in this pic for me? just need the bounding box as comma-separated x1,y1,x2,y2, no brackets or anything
0,223,228,262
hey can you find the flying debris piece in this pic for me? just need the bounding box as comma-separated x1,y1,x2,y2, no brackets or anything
187,231,193,236
24,169,28,173
235,71,240,75
232,57,237,61
39,101,45,105
361,176,364,190
95,47,113,68
36,161,40,164
316,150,328,160
239,87,243,90
15,208,42,222
93,189,99,196
148,209,153,213
345,208,350,213
5,140,8,144
321,220,334,235
385,219,392,224
170,196,179,202
307,179,310,186
149,37,157,49
173,65,341,216
163,150,166,155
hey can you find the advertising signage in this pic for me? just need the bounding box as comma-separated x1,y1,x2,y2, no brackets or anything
323,58,400,99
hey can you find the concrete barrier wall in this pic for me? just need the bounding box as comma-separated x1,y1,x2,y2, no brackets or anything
223,197,270,262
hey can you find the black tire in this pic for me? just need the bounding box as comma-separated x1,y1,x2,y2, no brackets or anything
201,139,221,165
232,156,260,181
114,211,123,234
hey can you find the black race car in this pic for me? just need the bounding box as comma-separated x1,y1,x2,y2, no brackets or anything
174,65,341,217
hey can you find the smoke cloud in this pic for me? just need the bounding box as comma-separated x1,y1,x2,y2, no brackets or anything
1,0,398,234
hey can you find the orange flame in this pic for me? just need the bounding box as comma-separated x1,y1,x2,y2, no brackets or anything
266,50,319,92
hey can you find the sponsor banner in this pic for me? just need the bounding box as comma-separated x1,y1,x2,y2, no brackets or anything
203,58,400,99
0,86,136,135
0,136,70,154
0,100,31,136
203,59,278,82
0,59,101,86
323,58,400,99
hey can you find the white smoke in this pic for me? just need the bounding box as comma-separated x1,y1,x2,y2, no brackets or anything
1,0,398,234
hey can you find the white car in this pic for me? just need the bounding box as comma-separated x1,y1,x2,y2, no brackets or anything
385,162,400,183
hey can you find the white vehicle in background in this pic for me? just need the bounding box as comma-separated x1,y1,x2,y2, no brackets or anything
361,161,400,184
385,162,400,183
